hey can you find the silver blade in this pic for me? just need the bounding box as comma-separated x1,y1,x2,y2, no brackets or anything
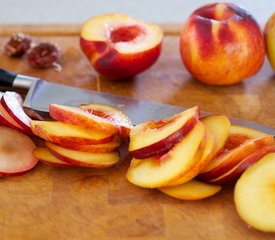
23,80,183,124
23,79,275,135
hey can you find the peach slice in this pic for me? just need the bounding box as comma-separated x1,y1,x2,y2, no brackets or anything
209,145,275,184
80,13,163,80
0,101,24,132
234,152,275,232
180,2,265,85
59,135,121,153
80,103,132,138
201,114,231,156
0,110,13,127
129,106,199,159
167,125,215,186
126,121,205,188
46,141,120,168
33,147,75,167
228,125,270,143
0,126,38,176
0,91,32,134
30,120,114,145
24,108,45,121
0,92,17,128
159,179,222,200
49,104,118,135
198,133,275,182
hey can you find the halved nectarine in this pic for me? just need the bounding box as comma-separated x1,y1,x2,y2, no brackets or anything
80,13,163,79
180,2,265,85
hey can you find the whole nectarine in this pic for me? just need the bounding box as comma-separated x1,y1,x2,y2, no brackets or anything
264,12,275,70
80,13,163,80
180,3,265,85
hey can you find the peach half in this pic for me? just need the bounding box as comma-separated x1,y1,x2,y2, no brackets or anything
80,13,163,80
180,2,265,85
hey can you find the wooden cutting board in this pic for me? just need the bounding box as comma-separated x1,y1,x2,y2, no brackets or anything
0,24,275,240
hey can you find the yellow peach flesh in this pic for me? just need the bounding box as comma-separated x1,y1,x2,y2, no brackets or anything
159,179,222,200
234,153,275,232
126,121,205,188
129,107,198,151
81,13,163,54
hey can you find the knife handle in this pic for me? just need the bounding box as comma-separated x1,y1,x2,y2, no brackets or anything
0,68,39,89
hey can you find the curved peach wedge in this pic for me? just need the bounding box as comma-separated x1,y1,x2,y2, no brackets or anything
129,106,199,159
49,104,118,135
198,125,275,182
234,152,275,232
159,179,222,200
168,125,215,186
201,114,231,156
126,121,205,188
209,145,275,184
0,91,32,134
80,103,133,138
80,13,163,80
30,120,114,145
59,135,121,153
229,125,270,140
33,147,75,167
46,141,120,168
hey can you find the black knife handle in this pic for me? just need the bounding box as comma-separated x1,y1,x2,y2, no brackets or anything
0,68,17,87
0,68,39,89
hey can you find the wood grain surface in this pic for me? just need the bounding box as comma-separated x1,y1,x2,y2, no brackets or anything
0,25,275,240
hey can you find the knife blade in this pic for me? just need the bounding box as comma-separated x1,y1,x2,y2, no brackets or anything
0,68,275,135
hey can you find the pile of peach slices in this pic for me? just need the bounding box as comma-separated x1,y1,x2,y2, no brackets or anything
0,91,275,232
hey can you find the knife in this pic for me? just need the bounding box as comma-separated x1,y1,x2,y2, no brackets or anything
0,68,274,135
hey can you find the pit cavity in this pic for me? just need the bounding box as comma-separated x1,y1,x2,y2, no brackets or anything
109,25,145,43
